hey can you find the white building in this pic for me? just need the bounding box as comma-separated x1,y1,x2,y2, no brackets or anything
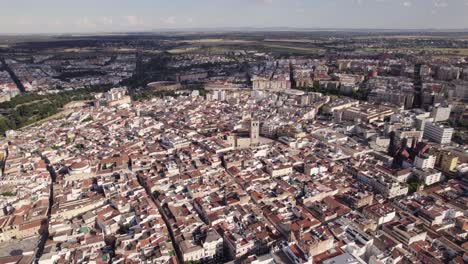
423,122,454,144
357,171,408,199
203,230,224,260
179,231,223,262
413,154,436,170
430,105,451,122
210,90,226,101
96,87,131,107
413,168,443,186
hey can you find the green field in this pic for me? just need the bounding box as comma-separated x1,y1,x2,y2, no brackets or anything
361,47,468,56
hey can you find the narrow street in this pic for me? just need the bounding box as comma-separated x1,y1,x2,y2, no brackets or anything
136,174,183,263
32,156,55,263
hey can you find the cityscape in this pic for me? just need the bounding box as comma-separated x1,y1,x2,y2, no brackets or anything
0,1,467,264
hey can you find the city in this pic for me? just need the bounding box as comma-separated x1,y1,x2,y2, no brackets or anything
0,1,467,264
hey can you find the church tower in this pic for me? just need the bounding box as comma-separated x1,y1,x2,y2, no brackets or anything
250,119,259,146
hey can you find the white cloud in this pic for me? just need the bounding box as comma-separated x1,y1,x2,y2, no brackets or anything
403,1,412,7
161,16,176,25
75,17,96,28
98,17,113,26
123,15,144,26
74,17,116,30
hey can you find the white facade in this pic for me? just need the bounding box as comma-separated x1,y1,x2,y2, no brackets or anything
357,172,408,198
212,90,226,101
423,122,454,144
414,154,436,170
430,105,451,122
413,169,442,185
266,165,293,177
304,163,328,176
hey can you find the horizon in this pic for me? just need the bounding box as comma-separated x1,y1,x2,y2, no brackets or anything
2,27,468,37
1,0,467,34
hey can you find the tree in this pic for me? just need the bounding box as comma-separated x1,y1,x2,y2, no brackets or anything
1,191,15,197
152,190,160,198
0,86,110,135
408,178,425,193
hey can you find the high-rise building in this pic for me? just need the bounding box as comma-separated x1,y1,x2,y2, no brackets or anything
423,122,454,144
415,116,433,131
430,105,451,122
436,150,459,173
436,66,460,81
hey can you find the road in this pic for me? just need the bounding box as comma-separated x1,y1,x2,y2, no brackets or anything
0,58,26,94
21,109,74,130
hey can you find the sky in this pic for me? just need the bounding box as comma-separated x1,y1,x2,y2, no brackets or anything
0,0,467,34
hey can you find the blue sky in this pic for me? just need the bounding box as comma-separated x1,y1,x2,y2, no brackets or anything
0,0,467,33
